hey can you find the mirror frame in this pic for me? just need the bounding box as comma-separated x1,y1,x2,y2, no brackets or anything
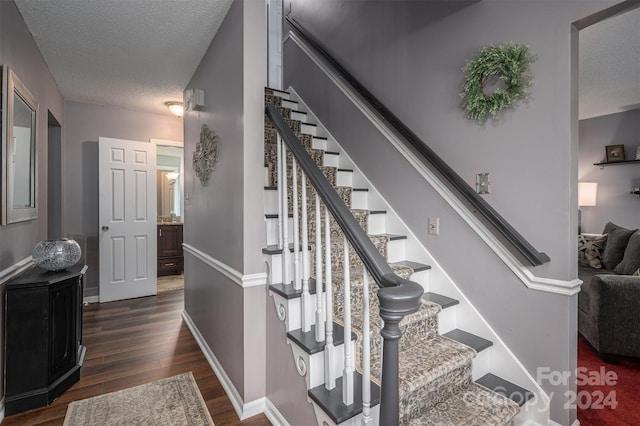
2,66,39,225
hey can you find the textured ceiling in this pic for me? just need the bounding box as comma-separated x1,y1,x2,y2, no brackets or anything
14,1,639,120
579,7,640,120
15,0,233,116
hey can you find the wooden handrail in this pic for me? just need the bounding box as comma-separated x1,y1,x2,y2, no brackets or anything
285,16,550,267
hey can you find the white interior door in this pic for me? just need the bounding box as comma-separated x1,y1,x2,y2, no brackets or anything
99,137,157,302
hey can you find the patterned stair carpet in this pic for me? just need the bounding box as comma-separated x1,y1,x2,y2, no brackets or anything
63,372,214,426
264,88,519,425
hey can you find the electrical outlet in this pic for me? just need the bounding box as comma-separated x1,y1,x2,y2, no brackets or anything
428,217,439,235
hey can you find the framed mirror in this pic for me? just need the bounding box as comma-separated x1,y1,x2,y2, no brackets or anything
2,66,38,225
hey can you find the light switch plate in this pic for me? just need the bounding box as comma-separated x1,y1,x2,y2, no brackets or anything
428,217,439,235
476,173,490,194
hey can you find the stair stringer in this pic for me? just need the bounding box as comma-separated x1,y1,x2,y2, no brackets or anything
287,87,551,426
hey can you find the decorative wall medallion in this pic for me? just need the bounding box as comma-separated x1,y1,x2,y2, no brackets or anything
461,43,535,123
193,124,219,186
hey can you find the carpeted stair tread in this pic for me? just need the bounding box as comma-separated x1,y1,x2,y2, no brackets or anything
381,336,475,390
409,382,520,426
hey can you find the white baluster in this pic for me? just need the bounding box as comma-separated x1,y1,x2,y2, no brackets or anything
277,136,283,251
315,193,325,342
301,172,311,332
281,143,290,285
362,267,372,424
292,158,301,291
324,206,335,390
342,235,354,405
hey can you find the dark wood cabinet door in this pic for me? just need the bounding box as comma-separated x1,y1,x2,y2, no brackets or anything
49,278,79,383
158,225,183,257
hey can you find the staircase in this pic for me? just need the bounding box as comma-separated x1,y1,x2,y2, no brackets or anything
263,87,539,425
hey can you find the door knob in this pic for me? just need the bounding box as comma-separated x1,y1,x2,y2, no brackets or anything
101,225,109,231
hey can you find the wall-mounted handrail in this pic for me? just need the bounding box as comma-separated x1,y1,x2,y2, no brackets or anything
285,16,550,267
265,103,423,425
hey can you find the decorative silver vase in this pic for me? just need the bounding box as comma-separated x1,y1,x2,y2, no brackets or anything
33,238,82,272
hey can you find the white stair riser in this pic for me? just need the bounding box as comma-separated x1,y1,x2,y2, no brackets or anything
367,213,386,235
272,89,290,100
270,292,301,332
265,217,294,247
350,190,368,210
291,111,307,121
336,170,353,187
264,190,278,215
471,348,491,381
323,153,340,168
385,239,406,263
301,123,317,135
438,306,457,335
267,248,312,285
312,137,327,151
287,338,351,391
282,99,297,109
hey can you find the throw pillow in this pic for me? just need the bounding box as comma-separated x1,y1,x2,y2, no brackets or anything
578,235,588,266
602,222,636,270
582,234,607,269
615,230,640,275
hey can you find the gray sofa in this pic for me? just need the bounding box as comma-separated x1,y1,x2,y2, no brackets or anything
577,222,640,361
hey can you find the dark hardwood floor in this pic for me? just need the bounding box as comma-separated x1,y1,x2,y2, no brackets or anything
3,289,271,426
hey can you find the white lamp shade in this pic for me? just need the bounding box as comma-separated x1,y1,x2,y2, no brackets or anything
578,182,598,207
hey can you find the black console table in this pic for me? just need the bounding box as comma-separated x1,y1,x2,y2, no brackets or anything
4,264,87,415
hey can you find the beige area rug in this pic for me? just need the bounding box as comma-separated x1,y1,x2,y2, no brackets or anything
63,372,214,426
157,274,184,292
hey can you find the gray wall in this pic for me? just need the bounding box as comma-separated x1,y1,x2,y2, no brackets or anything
0,0,63,272
183,0,267,404
579,109,640,233
283,1,615,424
0,0,64,406
63,101,182,297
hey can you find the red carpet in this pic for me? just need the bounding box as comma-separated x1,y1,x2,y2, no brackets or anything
577,336,640,425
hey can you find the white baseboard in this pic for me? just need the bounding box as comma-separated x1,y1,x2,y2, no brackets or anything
549,420,579,426
181,310,266,420
265,398,290,426
83,296,99,304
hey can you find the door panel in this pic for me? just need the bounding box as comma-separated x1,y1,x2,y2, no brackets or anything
99,137,156,302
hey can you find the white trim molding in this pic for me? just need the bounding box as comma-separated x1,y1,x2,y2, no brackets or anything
0,256,34,285
264,398,291,426
183,243,267,289
83,296,100,304
182,310,267,420
284,31,580,296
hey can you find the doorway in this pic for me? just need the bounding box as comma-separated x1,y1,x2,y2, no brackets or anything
47,111,62,239
155,142,185,293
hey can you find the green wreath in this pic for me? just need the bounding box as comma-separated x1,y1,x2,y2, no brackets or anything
461,43,535,123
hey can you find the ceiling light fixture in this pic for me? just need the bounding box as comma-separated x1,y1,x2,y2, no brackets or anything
165,101,184,117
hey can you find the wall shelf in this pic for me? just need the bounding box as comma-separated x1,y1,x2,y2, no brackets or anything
594,159,640,169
